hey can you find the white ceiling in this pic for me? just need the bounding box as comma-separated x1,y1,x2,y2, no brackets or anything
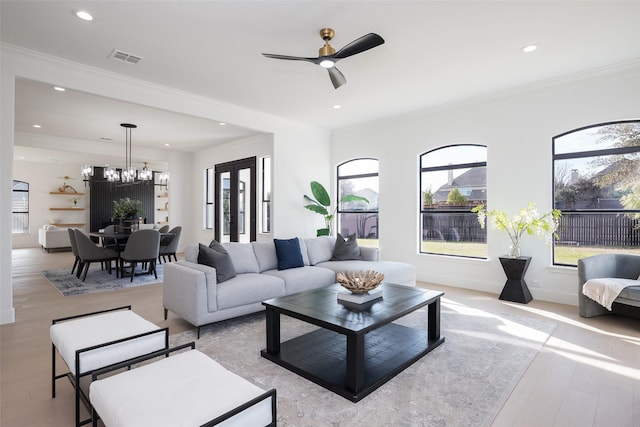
3,1,640,163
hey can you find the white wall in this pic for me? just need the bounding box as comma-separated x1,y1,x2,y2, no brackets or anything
12,160,91,248
331,63,640,306
1,46,330,324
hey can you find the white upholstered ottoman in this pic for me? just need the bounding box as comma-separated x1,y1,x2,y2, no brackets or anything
90,347,276,427
51,306,168,427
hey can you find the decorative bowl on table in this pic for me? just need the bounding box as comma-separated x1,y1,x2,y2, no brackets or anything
337,270,385,294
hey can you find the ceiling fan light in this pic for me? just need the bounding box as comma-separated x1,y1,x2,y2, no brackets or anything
320,59,335,69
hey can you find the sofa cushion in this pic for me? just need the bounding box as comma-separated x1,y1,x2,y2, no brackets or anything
304,236,336,265
223,242,260,274
317,260,416,287
297,238,310,266
252,242,278,272
217,273,285,310
184,244,199,263
197,244,236,283
331,233,362,261
274,238,304,270
263,266,336,295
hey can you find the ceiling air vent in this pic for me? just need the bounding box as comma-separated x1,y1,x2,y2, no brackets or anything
109,49,142,64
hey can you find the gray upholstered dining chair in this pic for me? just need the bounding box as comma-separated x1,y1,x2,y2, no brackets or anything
157,225,170,233
119,229,160,282
158,226,182,264
67,228,81,275
72,229,120,282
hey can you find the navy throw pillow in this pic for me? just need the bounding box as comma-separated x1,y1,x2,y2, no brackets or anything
274,238,304,270
198,243,236,283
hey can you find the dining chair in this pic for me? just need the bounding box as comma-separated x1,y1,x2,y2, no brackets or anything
73,229,120,282
157,225,170,233
158,226,182,264
67,228,81,275
119,229,160,282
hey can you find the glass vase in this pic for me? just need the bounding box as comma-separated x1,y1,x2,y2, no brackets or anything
508,241,521,258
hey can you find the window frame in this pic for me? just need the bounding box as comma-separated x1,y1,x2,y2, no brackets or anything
12,180,29,234
419,144,487,258
336,158,379,245
552,119,640,266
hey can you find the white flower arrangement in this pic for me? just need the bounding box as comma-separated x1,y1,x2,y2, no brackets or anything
472,203,562,257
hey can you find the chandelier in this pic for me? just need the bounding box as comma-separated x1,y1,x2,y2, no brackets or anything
81,123,166,185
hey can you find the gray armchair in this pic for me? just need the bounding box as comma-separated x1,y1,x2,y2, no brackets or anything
68,228,81,275
577,253,640,317
73,230,120,282
119,229,160,282
159,226,181,263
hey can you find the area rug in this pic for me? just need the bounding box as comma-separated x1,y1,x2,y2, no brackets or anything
43,263,164,296
170,298,556,427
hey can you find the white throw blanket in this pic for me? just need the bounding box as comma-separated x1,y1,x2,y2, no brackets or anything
582,277,638,310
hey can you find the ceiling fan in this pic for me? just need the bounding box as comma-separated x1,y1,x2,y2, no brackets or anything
262,28,385,89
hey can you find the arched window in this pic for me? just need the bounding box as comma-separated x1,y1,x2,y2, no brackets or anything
12,180,29,234
553,120,640,266
336,158,379,247
420,145,487,258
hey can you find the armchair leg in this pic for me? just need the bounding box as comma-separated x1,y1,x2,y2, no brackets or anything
163,308,168,320
81,262,90,282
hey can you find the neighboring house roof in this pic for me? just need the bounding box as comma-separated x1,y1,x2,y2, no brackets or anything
432,168,486,203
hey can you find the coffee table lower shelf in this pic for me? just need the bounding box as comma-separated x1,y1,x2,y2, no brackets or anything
261,322,444,402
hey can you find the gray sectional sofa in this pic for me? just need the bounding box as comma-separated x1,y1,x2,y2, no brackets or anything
163,236,416,337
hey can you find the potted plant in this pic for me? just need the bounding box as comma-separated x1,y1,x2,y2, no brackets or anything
112,198,144,233
304,181,369,236
472,202,561,258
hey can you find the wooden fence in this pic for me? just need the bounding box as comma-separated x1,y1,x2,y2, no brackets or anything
421,211,640,247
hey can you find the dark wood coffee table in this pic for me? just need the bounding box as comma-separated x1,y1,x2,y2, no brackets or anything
261,283,444,401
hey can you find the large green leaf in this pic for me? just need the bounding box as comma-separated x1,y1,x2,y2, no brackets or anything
340,194,369,204
304,204,328,216
310,181,331,207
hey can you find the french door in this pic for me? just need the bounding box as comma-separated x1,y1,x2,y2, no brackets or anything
214,157,256,243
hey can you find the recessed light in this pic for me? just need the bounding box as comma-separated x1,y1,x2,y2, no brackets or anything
333,105,342,109
75,10,93,21
33,124,41,128
522,44,537,53
219,122,226,126
53,86,66,92
164,143,171,147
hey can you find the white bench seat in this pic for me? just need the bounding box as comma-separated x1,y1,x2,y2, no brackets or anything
51,307,168,427
51,310,166,375
90,350,275,427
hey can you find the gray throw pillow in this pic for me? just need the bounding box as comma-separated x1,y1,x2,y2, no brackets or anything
209,239,228,254
198,243,236,283
331,233,362,261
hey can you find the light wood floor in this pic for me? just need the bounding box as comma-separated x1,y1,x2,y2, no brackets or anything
2,248,639,426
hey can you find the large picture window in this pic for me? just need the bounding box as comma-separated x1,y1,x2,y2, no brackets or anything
420,145,487,258
12,180,29,234
553,120,640,266
336,158,379,247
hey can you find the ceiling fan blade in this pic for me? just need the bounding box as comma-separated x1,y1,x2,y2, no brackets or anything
333,33,385,59
262,53,318,63
328,67,346,89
